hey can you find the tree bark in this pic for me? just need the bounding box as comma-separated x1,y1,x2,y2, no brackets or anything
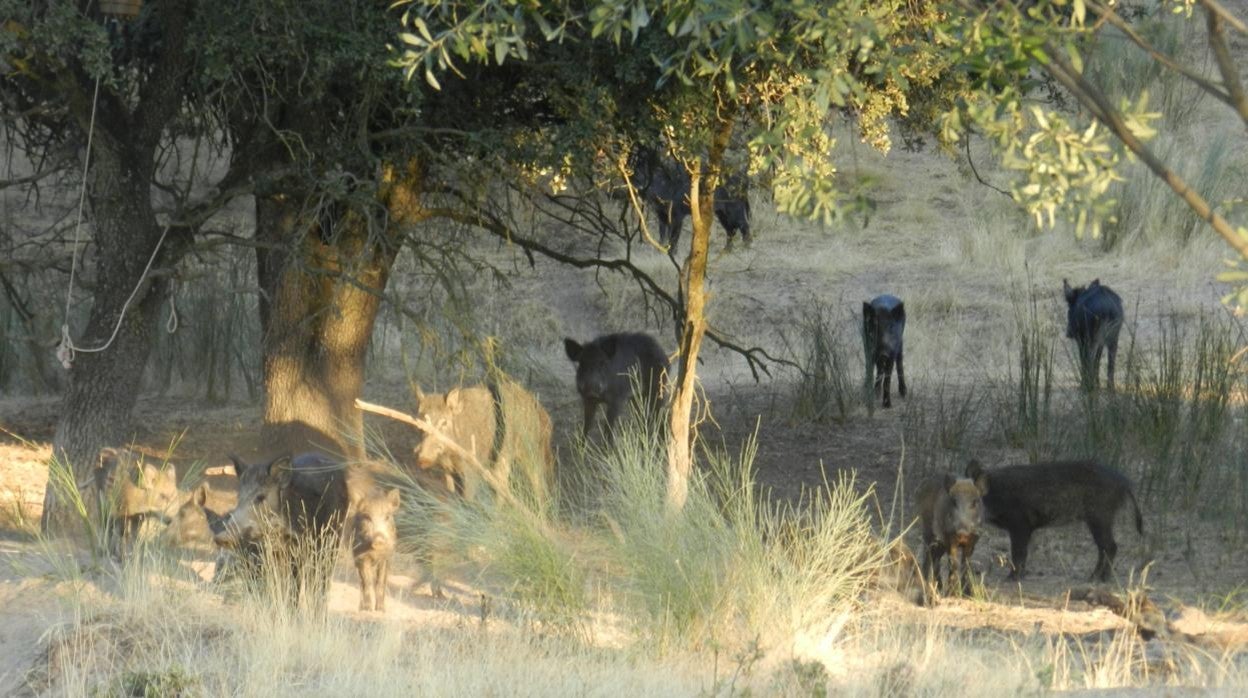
42,145,183,531
39,0,197,532
665,118,734,513
255,162,421,460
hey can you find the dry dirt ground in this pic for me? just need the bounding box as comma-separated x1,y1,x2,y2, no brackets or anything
5,105,1248,692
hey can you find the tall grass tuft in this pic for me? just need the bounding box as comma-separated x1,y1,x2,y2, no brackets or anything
993,295,1057,460
785,302,862,423
901,382,984,481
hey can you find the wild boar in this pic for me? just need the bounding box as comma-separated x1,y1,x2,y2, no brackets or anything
915,472,988,596
627,146,753,251
351,487,400,612
1063,279,1124,391
862,295,907,408
966,459,1144,582
161,483,223,550
413,378,555,504
214,452,349,604
564,332,669,440
92,447,179,557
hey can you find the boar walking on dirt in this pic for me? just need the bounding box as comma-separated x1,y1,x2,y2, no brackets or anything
915,472,989,596
92,447,180,558
564,332,669,440
414,378,555,504
214,452,350,603
862,295,907,408
965,459,1144,582
1063,278,1124,391
350,486,400,612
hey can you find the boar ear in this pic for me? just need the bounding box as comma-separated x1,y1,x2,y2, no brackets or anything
1089,278,1101,290
412,385,425,404
227,454,247,477
265,455,294,487
974,472,990,497
564,338,583,362
964,458,982,478
193,483,209,507
385,487,401,512
1063,279,1078,304
348,485,365,511
891,302,905,321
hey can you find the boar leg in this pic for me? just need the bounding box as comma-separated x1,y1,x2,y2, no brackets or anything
581,400,598,439
1093,345,1105,391
1088,520,1118,582
1006,527,1032,580
956,542,976,596
357,558,377,611
896,351,907,399
376,557,389,612
923,540,945,591
1106,341,1119,392
604,398,625,443
881,356,894,409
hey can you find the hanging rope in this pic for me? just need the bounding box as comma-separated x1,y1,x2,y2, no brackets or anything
56,74,178,370
57,224,173,369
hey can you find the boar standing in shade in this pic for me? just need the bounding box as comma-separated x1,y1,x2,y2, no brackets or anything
862,295,907,408
564,332,669,441
92,447,180,558
1063,279,1124,391
915,472,988,596
413,379,555,503
213,452,349,604
966,459,1143,582
627,146,753,251
351,486,400,612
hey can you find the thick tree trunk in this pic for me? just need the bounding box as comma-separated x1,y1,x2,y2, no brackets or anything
37,0,196,533
665,120,734,512
255,163,419,460
42,150,180,531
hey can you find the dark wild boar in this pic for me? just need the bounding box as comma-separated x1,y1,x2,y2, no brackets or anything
214,452,349,603
351,487,400,612
564,332,669,440
92,447,180,557
965,459,1144,582
414,378,555,503
1063,278,1124,391
862,295,907,408
915,472,988,596
627,147,753,251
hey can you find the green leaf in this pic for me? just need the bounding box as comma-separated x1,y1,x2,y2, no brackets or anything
412,16,433,43
398,32,424,47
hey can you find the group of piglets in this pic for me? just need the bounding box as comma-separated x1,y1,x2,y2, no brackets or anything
89,448,403,613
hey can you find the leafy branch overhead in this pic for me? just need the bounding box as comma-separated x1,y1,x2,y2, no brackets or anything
392,0,961,224
394,0,1248,314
